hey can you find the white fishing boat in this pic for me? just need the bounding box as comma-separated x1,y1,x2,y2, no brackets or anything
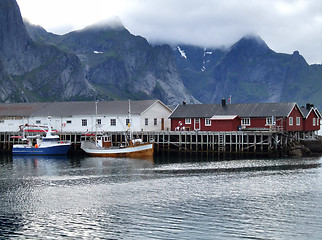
81,134,154,158
80,100,154,158
12,117,71,155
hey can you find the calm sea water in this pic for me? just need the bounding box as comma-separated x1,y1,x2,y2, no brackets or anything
0,154,321,239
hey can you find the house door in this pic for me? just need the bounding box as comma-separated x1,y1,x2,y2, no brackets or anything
194,118,200,130
161,118,164,130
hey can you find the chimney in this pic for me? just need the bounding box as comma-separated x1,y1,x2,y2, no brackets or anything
221,98,226,107
306,103,314,110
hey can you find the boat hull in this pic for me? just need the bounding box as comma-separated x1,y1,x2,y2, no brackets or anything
12,144,71,155
81,142,154,158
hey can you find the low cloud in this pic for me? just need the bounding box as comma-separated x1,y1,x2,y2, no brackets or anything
17,0,322,64
121,0,322,64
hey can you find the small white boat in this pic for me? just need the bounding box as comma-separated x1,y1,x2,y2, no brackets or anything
12,117,71,155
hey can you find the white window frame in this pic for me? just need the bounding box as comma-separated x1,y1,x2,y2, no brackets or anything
194,118,200,130
154,118,157,126
296,117,301,126
289,117,293,126
266,116,276,125
97,119,102,125
145,118,148,126
110,119,116,126
66,120,72,124
205,118,211,126
185,118,191,124
82,119,87,126
126,118,130,125
313,118,316,126
241,118,250,126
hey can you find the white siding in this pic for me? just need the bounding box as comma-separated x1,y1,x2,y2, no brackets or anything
0,100,173,133
140,101,171,131
0,117,28,132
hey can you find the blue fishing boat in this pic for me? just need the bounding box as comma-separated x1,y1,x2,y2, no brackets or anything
12,117,71,155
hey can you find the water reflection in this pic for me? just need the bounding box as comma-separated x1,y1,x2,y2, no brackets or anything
0,154,321,239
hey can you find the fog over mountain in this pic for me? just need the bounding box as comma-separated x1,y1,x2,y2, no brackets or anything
17,0,322,64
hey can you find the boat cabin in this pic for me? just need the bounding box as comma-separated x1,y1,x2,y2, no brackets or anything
96,135,112,148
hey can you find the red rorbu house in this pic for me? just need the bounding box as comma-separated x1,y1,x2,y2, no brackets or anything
169,100,320,134
301,103,321,132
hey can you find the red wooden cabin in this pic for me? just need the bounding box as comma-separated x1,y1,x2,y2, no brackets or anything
169,100,319,133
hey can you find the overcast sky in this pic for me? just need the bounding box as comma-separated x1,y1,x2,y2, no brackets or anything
17,0,321,64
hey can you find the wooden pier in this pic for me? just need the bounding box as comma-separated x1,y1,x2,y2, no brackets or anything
0,130,290,156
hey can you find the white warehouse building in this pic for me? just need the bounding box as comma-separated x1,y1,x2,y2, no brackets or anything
0,100,173,133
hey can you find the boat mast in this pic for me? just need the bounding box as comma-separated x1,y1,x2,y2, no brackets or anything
95,101,98,136
128,99,132,141
47,116,53,137
95,101,98,146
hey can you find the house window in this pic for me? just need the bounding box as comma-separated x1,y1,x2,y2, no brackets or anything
66,120,72,124
145,118,148,126
36,120,41,124
313,118,316,126
126,119,130,125
97,119,101,125
82,119,87,126
289,117,293,126
154,118,157,126
110,119,116,126
185,118,191,124
296,117,301,126
0,120,4,124
241,118,250,126
205,118,211,126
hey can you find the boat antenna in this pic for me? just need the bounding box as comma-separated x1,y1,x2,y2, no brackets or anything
95,101,98,144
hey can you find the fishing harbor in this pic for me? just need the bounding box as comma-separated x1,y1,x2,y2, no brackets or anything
0,100,321,157
0,130,316,157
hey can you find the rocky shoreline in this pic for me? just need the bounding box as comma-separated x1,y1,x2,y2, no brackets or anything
286,136,322,157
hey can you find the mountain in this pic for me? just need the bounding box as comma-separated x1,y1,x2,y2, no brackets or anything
2,0,322,108
0,0,93,102
24,19,197,105
174,36,322,108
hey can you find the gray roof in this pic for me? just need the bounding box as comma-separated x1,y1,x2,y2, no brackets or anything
0,100,165,117
0,102,50,117
169,102,300,118
300,106,321,118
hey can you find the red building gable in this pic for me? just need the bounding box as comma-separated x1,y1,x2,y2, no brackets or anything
301,106,321,131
